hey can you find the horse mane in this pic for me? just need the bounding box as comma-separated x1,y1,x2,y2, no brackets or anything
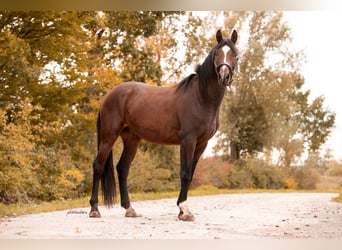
176,38,238,96
175,73,197,91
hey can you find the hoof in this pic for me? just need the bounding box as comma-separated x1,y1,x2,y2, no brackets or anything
178,201,195,221
89,210,101,218
125,206,141,217
178,211,195,221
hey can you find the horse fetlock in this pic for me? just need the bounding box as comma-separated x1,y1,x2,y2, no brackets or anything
89,209,101,218
178,212,195,221
178,202,195,221
125,206,141,218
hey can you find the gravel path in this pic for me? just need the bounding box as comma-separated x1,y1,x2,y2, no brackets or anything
1,192,341,239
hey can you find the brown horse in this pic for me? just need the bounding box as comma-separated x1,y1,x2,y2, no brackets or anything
89,29,239,221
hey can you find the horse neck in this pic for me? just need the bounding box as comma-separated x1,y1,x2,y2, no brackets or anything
198,74,226,109
195,53,227,109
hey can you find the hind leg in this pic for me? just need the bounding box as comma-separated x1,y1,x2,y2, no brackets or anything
89,137,119,218
89,113,123,218
117,128,141,217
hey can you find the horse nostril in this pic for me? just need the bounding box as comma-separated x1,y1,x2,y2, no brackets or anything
224,74,231,83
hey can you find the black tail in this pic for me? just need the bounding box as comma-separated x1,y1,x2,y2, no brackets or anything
97,113,116,207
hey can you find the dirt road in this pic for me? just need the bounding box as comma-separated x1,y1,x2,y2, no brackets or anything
1,192,341,239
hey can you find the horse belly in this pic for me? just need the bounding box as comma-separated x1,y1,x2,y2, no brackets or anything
126,100,180,145
129,116,180,145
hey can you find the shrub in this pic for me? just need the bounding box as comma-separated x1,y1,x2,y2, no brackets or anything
326,160,342,177
293,167,320,190
128,150,178,193
284,177,298,189
333,193,342,203
227,165,254,189
192,157,231,189
227,157,285,189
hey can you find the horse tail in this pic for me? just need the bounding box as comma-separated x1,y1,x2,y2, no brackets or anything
97,113,116,207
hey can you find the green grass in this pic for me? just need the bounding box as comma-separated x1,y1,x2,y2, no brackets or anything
333,192,342,203
0,197,90,218
1,185,341,217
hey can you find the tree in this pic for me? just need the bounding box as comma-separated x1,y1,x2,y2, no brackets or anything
214,11,335,166
1,11,199,204
298,95,335,152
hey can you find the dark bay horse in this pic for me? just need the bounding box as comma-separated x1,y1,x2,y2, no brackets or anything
89,29,239,221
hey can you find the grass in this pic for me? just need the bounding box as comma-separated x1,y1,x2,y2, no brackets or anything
0,197,90,218
333,192,342,203
0,185,341,217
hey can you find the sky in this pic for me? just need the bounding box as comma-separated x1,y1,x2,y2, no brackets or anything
205,11,342,161
282,11,342,160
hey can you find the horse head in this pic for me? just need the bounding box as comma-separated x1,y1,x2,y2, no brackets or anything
214,29,239,86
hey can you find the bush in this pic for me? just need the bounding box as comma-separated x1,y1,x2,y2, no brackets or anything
326,160,342,177
227,157,285,189
128,149,179,193
0,100,92,204
284,177,298,189
0,105,40,203
192,157,231,189
227,163,254,189
334,193,342,203
293,167,320,190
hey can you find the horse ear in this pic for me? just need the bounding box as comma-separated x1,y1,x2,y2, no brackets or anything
216,29,223,43
231,29,238,44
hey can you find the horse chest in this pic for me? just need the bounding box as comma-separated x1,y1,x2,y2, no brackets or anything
199,115,219,141
178,110,219,142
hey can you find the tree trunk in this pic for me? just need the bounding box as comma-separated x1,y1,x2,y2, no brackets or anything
230,140,240,162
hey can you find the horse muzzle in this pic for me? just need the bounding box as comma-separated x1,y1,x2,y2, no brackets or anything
215,63,234,86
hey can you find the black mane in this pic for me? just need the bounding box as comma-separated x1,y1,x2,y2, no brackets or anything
176,73,197,91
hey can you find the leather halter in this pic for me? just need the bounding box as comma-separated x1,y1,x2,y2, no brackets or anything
214,62,235,86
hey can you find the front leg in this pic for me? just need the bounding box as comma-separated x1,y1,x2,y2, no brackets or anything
177,137,197,221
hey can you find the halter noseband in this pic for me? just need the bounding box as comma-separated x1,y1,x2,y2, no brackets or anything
214,62,235,86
